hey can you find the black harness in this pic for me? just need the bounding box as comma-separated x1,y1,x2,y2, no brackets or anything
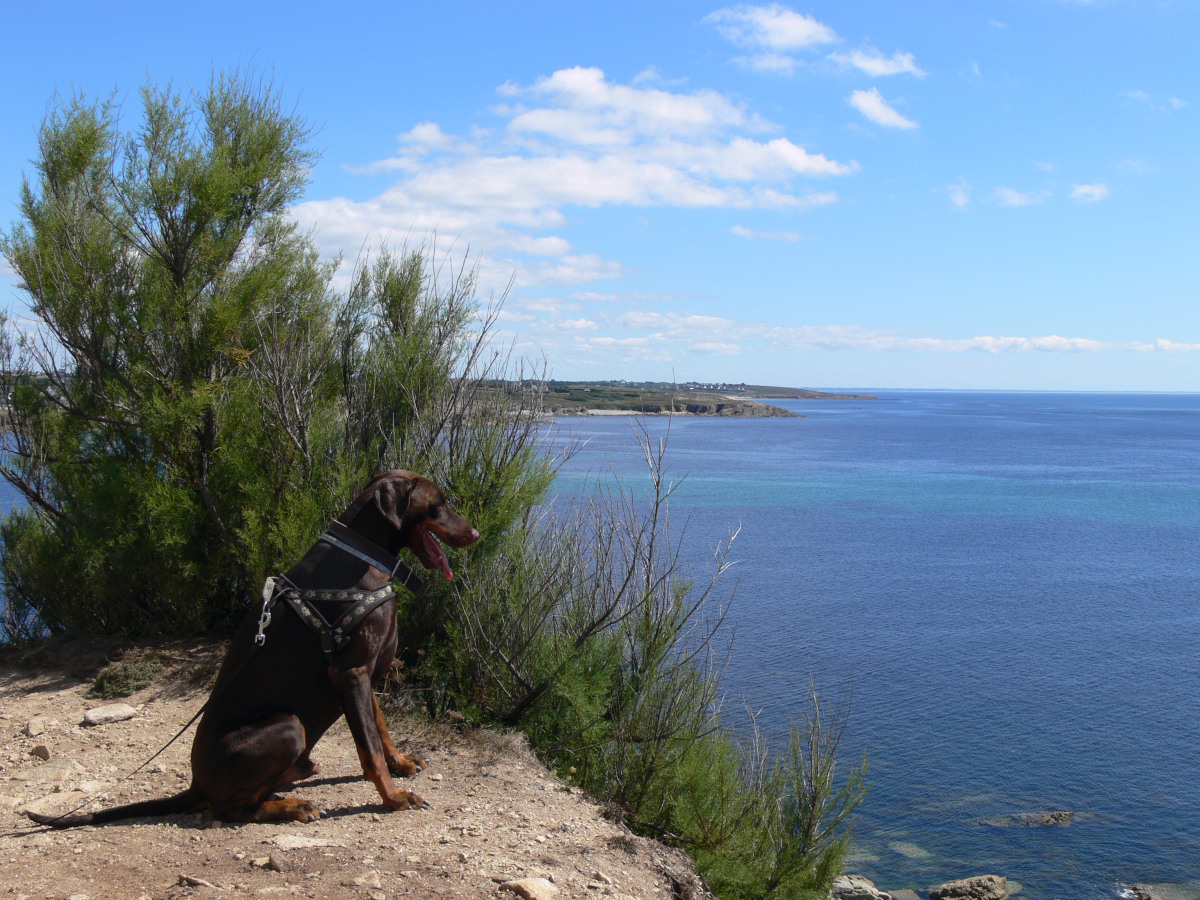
261,521,423,659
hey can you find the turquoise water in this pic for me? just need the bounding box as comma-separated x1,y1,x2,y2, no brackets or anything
547,392,1200,899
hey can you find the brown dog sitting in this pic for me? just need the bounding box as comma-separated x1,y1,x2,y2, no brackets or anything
27,470,479,827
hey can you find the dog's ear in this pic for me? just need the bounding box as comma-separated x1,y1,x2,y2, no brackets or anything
372,475,414,530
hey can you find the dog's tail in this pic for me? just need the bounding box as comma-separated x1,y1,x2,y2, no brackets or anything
25,787,204,828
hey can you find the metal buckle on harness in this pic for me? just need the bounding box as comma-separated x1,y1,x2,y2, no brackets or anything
256,576,278,646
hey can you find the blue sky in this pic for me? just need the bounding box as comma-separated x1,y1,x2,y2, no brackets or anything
2,1,1198,391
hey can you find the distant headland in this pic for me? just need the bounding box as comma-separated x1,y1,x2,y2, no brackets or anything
541,381,877,418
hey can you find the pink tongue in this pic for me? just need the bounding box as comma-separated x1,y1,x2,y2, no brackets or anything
424,531,453,580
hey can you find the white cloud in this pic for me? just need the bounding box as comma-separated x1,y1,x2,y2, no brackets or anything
830,48,926,77
559,318,599,332
401,122,456,151
763,326,1112,353
994,187,1049,207
705,4,837,73
740,52,803,74
509,254,627,288
550,307,1194,358
705,4,836,50
294,67,854,293
1070,183,1110,203
568,291,678,303
1123,90,1188,113
730,224,805,241
848,87,918,129
1151,339,1200,352
693,341,745,354
517,296,583,314
507,66,761,143
947,179,970,210
496,296,1200,370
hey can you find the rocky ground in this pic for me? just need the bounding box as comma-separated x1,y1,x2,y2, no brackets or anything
0,643,706,900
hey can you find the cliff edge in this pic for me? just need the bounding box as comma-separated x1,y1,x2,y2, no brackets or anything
0,643,708,900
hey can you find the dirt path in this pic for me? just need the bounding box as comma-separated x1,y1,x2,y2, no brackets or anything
0,647,705,900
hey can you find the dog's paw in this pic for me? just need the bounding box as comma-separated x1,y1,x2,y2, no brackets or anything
285,799,322,823
387,753,426,777
384,789,428,811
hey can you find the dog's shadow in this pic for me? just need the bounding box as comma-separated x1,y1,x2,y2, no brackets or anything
6,799,409,836
317,802,397,820
4,774,411,836
291,774,362,789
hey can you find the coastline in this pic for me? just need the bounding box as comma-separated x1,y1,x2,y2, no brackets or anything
548,404,801,418
537,381,876,418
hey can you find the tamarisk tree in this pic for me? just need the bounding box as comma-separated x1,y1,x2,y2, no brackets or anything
0,74,548,637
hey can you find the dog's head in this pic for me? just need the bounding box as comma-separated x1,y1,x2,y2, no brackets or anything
367,470,480,580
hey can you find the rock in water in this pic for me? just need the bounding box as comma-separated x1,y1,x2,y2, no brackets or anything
1129,885,1200,900
1017,810,1074,826
930,876,1009,900
888,841,933,859
833,874,893,900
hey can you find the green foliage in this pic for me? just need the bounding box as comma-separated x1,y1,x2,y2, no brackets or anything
0,74,549,638
87,649,168,699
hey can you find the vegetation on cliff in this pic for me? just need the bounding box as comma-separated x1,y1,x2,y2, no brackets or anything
0,73,864,899
540,380,874,416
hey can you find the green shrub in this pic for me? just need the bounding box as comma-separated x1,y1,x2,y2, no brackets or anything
87,649,168,699
0,74,550,639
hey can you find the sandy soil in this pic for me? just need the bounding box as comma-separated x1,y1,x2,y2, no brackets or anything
0,645,707,900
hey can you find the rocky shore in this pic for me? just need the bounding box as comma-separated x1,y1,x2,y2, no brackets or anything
835,873,1199,900
832,810,1199,900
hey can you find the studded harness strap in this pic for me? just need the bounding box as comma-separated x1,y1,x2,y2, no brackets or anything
260,521,424,659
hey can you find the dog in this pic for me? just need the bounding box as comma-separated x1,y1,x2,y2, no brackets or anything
27,470,479,826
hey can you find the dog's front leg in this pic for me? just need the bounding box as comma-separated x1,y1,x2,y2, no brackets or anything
371,692,427,777
330,665,429,811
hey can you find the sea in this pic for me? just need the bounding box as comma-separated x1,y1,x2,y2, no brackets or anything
544,392,1200,900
